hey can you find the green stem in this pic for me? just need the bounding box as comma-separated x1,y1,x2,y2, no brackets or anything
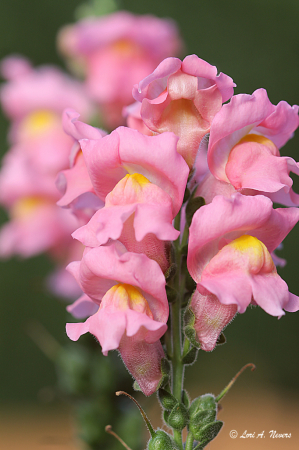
171,300,183,402
185,432,194,450
170,242,185,450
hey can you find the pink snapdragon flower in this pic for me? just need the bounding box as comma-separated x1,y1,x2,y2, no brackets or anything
207,89,299,206
56,109,106,221
187,193,299,351
132,55,235,167
58,115,189,218
58,11,183,128
66,242,168,396
72,173,179,273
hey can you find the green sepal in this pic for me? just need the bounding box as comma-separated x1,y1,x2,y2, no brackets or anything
182,345,198,365
184,326,201,349
158,388,177,411
183,308,200,349
166,402,189,431
216,332,226,346
133,380,142,392
186,196,205,227
165,285,177,304
161,358,171,377
193,421,223,449
182,390,190,409
165,263,177,282
163,409,170,424
147,429,180,450
184,307,195,327
157,358,171,389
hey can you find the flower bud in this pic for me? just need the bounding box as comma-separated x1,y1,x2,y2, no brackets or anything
166,402,189,431
148,430,179,450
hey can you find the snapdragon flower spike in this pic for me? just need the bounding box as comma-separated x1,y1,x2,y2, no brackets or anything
187,194,299,350
208,89,299,206
79,126,189,216
132,55,235,167
72,173,179,273
66,242,168,396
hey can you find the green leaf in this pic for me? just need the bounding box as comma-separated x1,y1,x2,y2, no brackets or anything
193,421,223,448
189,411,217,439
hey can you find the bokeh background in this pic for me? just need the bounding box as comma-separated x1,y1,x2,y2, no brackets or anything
0,0,299,449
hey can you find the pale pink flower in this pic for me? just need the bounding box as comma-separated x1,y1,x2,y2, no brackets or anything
66,242,168,395
207,89,299,206
187,193,299,350
58,118,189,217
123,101,153,136
132,55,235,167
72,173,179,273
58,11,183,128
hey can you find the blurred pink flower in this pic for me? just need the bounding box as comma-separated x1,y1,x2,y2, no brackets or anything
58,11,183,129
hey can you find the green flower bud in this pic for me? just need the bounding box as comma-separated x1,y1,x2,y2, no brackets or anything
167,402,189,431
148,430,179,450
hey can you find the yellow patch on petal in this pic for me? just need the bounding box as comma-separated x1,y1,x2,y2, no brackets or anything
127,173,150,186
111,39,143,58
103,283,153,318
237,133,278,155
11,197,45,219
20,110,58,137
229,235,275,274
106,173,151,206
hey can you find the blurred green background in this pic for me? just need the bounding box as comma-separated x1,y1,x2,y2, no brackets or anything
0,0,299,409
